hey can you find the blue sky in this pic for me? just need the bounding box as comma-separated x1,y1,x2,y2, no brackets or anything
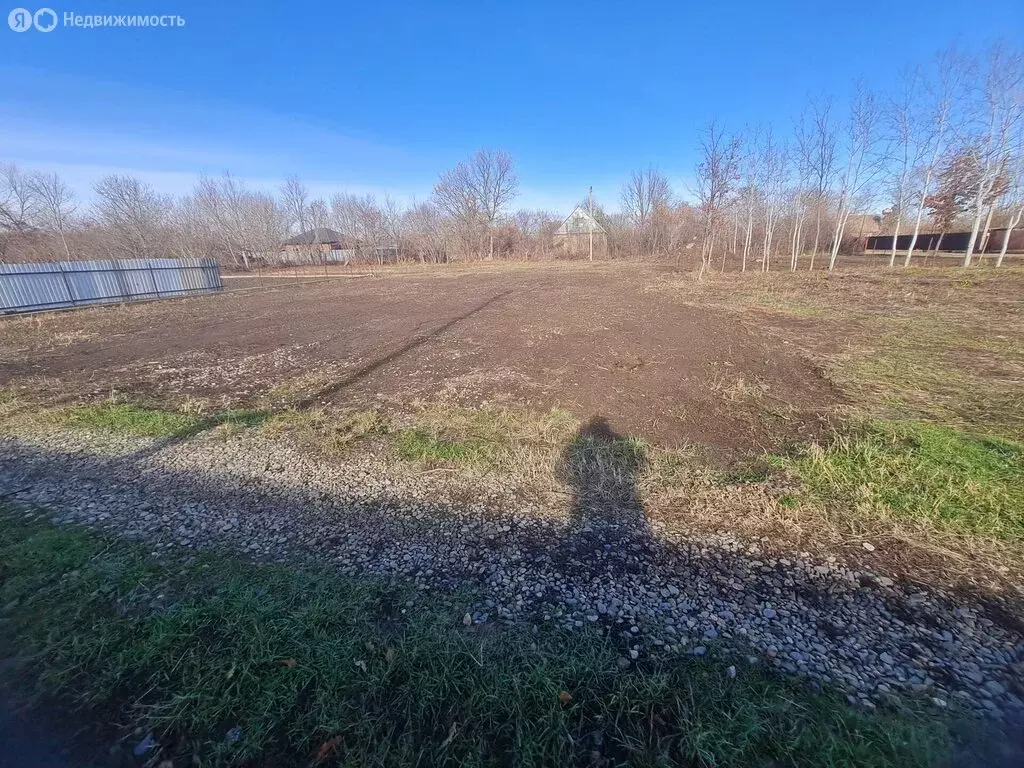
2,0,1022,213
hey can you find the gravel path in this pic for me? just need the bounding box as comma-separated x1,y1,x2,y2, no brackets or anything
2,428,1023,722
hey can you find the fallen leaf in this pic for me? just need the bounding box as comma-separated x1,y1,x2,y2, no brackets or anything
558,691,573,704
364,641,376,652
384,648,395,663
354,659,368,672
309,735,342,765
277,658,297,668
440,721,458,749
462,613,473,627
226,663,236,680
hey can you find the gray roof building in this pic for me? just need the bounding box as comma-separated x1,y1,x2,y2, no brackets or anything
555,206,606,236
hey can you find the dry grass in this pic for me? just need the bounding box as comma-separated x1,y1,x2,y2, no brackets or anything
644,267,1024,586
254,400,1024,587
3,264,1023,591
654,267,1024,437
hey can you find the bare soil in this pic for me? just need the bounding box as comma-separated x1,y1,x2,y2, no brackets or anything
0,264,839,461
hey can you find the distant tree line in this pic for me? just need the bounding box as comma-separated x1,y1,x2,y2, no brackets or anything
1,43,1021,271
689,42,1024,274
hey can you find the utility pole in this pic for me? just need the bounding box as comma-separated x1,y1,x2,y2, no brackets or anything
588,186,594,261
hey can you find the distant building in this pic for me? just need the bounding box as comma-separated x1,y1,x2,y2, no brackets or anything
280,229,397,264
553,206,608,258
281,228,351,255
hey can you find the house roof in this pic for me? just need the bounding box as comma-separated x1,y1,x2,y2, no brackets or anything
281,228,348,246
555,206,606,236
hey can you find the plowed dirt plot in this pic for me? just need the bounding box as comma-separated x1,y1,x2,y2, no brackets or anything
0,265,838,460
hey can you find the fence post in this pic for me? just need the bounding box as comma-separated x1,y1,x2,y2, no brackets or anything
147,261,162,299
56,262,77,306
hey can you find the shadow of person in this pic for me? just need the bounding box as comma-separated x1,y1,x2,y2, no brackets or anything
559,415,649,536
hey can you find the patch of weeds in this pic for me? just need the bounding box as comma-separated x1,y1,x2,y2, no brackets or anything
265,408,387,455
778,421,1024,541
709,373,772,403
0,510,974,767
409,402,578,448
387,403,579,474
62,403,202,437
778,493,800,508
720,460,775,485
0,386,25,422
59,403,270,439
393,428,484,464
213,409,271,429
259,370,340,409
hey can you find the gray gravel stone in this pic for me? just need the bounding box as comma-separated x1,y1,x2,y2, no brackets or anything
1,427,1021,719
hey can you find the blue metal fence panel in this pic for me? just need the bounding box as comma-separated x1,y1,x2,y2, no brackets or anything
0,258,223,314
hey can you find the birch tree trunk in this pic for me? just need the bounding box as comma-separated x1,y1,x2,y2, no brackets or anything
790,214,804,271
741,207,754,273
997,207,1022,267
963,188,986,267
828,200,852,271
980,204,996,260
904,179,931,267
810,205,822,270
888,212,903,268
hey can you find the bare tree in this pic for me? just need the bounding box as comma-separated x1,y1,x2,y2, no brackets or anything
280,175,310,234
757,129,788,272
382,195,406,262
0,163,40,231
0,163,43,259
884,68,920,267
93,175,171,259
169,195,215,261
904,47,966,266
736,131,761,272
28,172,77,259
192,173,288,269
403,201,448,263
308,198,331,269
997,191,1023,267
693,121,741,278
795,97,837,270
828,84,882,271
433,166,481,257
278,175,314,265
621,166,673,257
994,127,1024,267
331,193,388,263
195,173,247,268
434,149,517,259
962,45,1023,266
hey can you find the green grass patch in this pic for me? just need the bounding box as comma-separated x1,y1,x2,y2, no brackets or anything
394,427,485,464
778,421,1024,541
0,510,969,767
59,403,270,438
62,403,202,436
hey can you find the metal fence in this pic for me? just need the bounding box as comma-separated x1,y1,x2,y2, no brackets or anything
0,258,223,315
865,228,1024,255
